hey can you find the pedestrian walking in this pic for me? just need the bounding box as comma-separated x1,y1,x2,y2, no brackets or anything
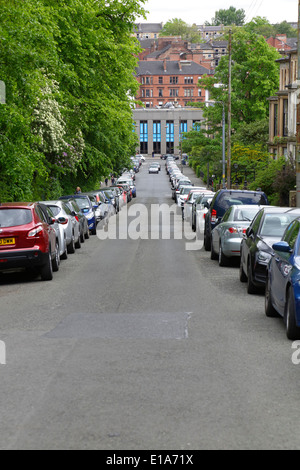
111,175,115,185
152,151,155,158
105,177,108,186
75,186,81,194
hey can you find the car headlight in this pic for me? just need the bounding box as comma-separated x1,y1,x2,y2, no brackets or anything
257,251,271,264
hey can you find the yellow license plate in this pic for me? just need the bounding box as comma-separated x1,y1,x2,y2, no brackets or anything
0,238,15,246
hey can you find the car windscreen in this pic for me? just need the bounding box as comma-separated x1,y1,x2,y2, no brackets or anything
260,213,300,237
233,207,260,222
0,208,32,227
73,198,90,209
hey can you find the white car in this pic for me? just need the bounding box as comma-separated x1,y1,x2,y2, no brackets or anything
192,193,215,234
149,164,159,174
183,189,208,222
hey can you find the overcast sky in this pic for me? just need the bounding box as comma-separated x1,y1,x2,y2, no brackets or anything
135,0,298,25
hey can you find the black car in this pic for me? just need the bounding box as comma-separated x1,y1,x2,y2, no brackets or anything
239,206,300,294
204,189,269,251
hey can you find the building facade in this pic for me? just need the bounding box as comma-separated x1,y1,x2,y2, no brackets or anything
135,59,212,108
268,48,297,160
132,107,204,157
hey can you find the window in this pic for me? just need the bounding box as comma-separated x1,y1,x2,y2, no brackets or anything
166,120,174,153
145,76,152,85
283,99,288,136
153,121,161,153
169,89,178,97
184,77,193,84
184,89,194,97
273,103,278,137
158,77,163,84
169,76,178,84
158,88,163,97
145,89,153,98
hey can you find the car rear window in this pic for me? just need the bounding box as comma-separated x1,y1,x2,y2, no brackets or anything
47,205,60,216
218,192,267,210
0,208,32,227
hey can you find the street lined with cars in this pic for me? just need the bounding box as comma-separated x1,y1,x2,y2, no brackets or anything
1,158,300,449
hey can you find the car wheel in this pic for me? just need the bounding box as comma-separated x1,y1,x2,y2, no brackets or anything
239,253,247,282
265,276,278,317
247,259,257,294
84,226,90,239
67,234,76,253
40,250,53,281
52,241,60,272
218,243,228,266
75,234,81,249
91,227,97,235
80,229,85,243
210,240,218,260
285,288,300,340
204,228,211,251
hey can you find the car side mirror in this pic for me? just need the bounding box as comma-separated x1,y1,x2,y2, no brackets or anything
57,216,68,224
246,227,253,237
272,241,292,253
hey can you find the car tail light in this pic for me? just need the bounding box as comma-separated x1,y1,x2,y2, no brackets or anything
75,215,79,222
27,226,43,237
228,227,238,234
211,209,217,223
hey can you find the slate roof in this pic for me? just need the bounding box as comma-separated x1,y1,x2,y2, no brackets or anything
136,60,212,76
133,23,163,33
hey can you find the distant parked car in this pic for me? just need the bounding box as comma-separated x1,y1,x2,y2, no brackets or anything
239,206,300,294
0,202,59,280
148,164,159,174
210,204,263,266
191,193,214,232
59,195,97,235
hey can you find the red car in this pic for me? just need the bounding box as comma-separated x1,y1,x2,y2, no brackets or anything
0,202,59,280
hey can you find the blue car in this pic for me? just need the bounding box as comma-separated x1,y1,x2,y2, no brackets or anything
265,216,300,340
59,195,97,235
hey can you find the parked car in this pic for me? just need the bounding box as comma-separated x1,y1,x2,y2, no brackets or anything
239,206,300,294
39,200,82,253
179,187,207,216
191,193,214,232
39,202,68,260
59,195,97,235
149,164,159,174
61,198,90,241
173,179,192,202
265,217,300,339
0,202,59,280
204,189,269,251
210,204,263,266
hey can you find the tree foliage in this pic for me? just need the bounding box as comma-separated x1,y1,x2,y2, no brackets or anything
207,6,246,26
0,0,146,201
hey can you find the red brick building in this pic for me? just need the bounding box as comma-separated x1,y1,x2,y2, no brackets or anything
135,58,212,108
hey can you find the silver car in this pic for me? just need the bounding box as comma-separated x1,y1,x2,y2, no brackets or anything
211,204,263,266
40,200,81,254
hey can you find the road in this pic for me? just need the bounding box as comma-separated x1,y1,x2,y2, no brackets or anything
1,160,300,450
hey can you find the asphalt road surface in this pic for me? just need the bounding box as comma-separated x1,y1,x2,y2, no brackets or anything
1,159,300,450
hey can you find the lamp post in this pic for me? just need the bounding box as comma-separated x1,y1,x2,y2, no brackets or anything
205,100,226,189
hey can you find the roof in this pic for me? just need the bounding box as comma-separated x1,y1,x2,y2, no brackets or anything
133,23,163,33
136,60,212,76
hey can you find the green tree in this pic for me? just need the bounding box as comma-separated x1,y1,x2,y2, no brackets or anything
199,29,280,130
0,0,146,200
207,6,245,26
159,18,199,40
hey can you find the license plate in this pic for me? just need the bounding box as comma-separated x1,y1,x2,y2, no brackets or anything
0,238,15,246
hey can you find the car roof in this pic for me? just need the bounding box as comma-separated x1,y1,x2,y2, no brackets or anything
0,202,35,208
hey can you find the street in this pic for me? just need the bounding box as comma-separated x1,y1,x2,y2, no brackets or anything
1,160,300,450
